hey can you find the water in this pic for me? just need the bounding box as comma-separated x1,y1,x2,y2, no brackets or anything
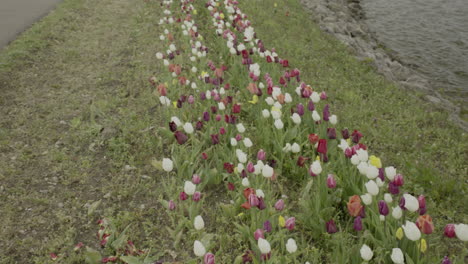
361,0,468,115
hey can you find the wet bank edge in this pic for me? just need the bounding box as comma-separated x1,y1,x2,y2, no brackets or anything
300,0,468,132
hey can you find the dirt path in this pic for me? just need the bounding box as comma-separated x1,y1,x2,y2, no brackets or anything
0,0,63,48
0,0,168,262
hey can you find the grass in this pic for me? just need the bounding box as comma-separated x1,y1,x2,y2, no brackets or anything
0,0,466,263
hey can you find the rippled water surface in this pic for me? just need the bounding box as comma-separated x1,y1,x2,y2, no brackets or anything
361,0,468,112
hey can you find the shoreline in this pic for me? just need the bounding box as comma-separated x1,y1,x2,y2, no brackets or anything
300,0,468,131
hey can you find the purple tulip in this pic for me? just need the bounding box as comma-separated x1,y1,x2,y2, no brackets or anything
179,192,188,201
296,103,304,116
248,194,259,207
203,111,210,121
196,121,204,130
388,181,400,195
258,198,266,210
353,216,362,231
323,104,330,121
326,219,337,234
307,100,315,111
188,95,195,104
327,128,336,139
441,256,452,264
399,196,406,210
263,220,272,233
378,200,389,216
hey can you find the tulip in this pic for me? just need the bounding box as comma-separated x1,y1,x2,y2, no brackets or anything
204,253,215,264
184,181,196,195
291,143,301,153
169,121,177,132
203,111,210,121
378,200,389,216
194,240,206,257
194,215,204,230
347,195,363,217
416,215,434,234
365,180,379,196
351,130,363,143
455,224,468,241
227,182,235,191
233,103,241,113
317,139,327,154
310,161,322,176
402,221,422,241
179,192,188,201
211,134,220,145
258,238,271,254
388,181,400,195
394,174,404,186
342,128,350,139
384,193,393,204
183,123,194,134
285,217,295,230
274,119,284,129
291,113,301,124
262,165,274,178
264,220,272,233
327,174,336,189
275,199,285,211
286,238,297,253
162,158,174,172
258,198,266,210
192,174,201,184
312,110,321,121
396,227,404,240
246,162,255,173
444,224,456,238
174,131,188,144
193,191,201,202
403,194,419,212
219,127,226,135
257,149,266,160
360,244,373,261
242,250,254,264
254,229,265,240
296,103,305,115
392,206,403,220
297,156,308,167
242,178,250,187
361,193,372,205
390,248,404,264
308,133,319,144
323,104,330,121
236,123,246,133
201,152,208,160
441,256,452,264
168,200,175,211
385,166,396,181
354,216,363,231
327,128,336,139
326,219,337,234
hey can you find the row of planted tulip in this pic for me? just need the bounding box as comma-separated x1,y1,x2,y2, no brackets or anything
151,0,467,263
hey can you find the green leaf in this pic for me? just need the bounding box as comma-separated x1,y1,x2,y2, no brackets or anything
84,247,101,264
111,224,131,250
87,200,102,216
120,256,143,264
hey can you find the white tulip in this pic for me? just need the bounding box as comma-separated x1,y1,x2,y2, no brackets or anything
169,44,176,51
237,152,247,164
338,139,349,151
286,238,297,253
356,149,368,162
243,138,253,148
242,178,250,187
205,90,211,99
310,92,320,103
162,158,174,172
402,221,421,241
403,194,419,212
284,93,292,103
357,162,369,176
366,165,379,180
360,244,373,261
183,123,194,134
329,115,338,125
384,193,393,203
392,206,403,219
361,193,373,205
184,181,196,195
262,109,270,118
265,97,274,105
455,224,468,241
376,178,384,188
271,110,281,120
351,155,360,165
163,59,169,66
191,66,197,73
310,161,322,175
283,143,292,152
391,248,405,264
156,52,163,59
365,180,379,196
312,110,321,121
218,102,226,110
291,113,301,125
291,143,301,153
230,138,238,146
194,215,204,230
256,189,265,198
191,82,197,89
385,166,397,181
193,240,206,257
258,238,271,254
236,123,246,133
262,164,274,178
274,119,284,129
237,163,244,172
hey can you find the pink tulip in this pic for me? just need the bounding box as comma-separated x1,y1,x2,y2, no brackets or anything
193,192,201,202
168,200,176,210
274,199,285,211
257,149,266,160
204,253,215,264
285,217,295,230
192,174,201,184
179,192,188,201
327,174,337,189
444,224,456,238
248,194,259,207
247,162,255,173
254,229,264,240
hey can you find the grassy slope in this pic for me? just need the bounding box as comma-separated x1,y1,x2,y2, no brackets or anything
0,0,466,262
238,0,467,218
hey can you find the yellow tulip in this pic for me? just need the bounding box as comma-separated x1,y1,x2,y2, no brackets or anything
274,3,278,7
419,239,427,253
172,101,177,108
369,155,382,168
248,95,258,104
396,227,403,240
172,79,177,85
220,13,225,19
193,9,197,15
279,216,285,227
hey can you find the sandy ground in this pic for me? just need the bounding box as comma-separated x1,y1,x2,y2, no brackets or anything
0,0,62,48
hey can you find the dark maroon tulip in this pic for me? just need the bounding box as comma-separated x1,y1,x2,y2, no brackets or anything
211,106,217,114
179,191,188,201
388,181,400,195
323,104,330,121
327,128,336,139
227,182,235,191
242,250,253,263
257,198,266,210
211,134,219,145
326,219,338,234
297,156,308,167
378,168,385,181
307,100,315,111
169,121,177,132
200,92,207,100
196,121,204,130
394,174,404,186
233,104,241,113
345,148,353,158
174,131,188,144
353,216,362,231
219,127,226,135
203,111,210,121
351,130,363,143
378,200,389,216
399,196,406,210
342,128,350,139
240,169,247,178
176,99,183,108
418,195,426,209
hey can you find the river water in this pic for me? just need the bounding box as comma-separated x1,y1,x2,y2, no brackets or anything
361,0,468,117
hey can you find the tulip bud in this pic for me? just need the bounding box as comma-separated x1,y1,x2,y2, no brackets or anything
254,229,264,240
201,152,208,160
378,200,389,216
394,174,404,186
402,221,422,241
262,165,274,178
416,215,434,234
184,181,196,195
342,128,350,139
392,206,403,219
441,256,452,264
258,238,271,254
264,220,272,233
227,182,235,191
444,224,456,238
403,194,419,212
248,194,259,207
327,174,337,188
257,149,266,160
365,180,379,196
